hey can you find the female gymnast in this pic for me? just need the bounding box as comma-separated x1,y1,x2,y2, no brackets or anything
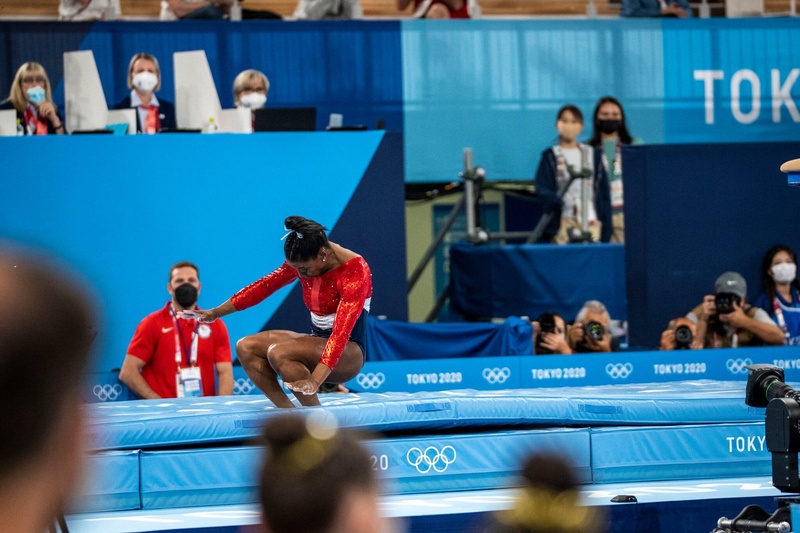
186,216,372,408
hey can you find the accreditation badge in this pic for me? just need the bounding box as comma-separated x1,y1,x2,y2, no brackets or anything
176,366,203,398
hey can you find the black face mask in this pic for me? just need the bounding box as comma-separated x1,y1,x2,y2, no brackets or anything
597,119,622,135
174,283,198,308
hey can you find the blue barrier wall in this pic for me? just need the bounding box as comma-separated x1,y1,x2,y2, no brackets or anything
624,141,800,348
0,132,406,372
2,19,800,182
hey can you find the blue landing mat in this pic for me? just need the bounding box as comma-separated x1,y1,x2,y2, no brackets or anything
67,477,785,533
75,422,771,512
86,381,761,451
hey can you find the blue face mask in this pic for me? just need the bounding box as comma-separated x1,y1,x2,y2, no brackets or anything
27,86,46,106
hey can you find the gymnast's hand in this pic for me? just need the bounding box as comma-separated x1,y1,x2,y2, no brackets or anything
285,379,320,395
177,308,218,323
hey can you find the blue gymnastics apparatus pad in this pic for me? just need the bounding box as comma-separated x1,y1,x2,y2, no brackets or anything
75,422,771,512
85,381,761,451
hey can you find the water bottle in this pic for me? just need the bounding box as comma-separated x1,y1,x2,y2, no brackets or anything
203,117,219,134
229,0,242,20
15,118,24,136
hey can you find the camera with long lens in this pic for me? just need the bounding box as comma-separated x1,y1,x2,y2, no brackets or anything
715,293,741,315
534,313,557,355
584,321,605,343
674,325,693,349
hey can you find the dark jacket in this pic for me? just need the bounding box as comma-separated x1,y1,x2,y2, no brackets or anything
533,145,613,243
113,96,177,133
0,100,63,135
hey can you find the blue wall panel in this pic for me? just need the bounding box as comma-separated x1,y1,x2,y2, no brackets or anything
0,132,406,372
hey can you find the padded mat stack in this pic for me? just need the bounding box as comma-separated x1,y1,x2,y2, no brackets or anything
76,381,770,513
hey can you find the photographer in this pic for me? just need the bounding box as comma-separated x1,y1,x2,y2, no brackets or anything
687,271,784,348
567,300,618,353
659,317,699,350
532,312,572,355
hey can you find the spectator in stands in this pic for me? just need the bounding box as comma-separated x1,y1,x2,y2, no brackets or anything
754,245,800,346
621,0,692,17
234,69,269,127
119,261,234,399
484,451,604,533
161,0,232,19
113,53,176,134
293,0,363,19
567,300,618,353
1,62,65,135
532,311,572,355
161,0,282,19
0,248,96,533
59,0,120,20
260,413,391,533
397,0,470,18
686,271,785,348
534,105,612,244
659,317,700,350
588,96,641,244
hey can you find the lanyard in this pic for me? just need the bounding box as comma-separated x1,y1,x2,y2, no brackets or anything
773,297,791,341
170,307,199,369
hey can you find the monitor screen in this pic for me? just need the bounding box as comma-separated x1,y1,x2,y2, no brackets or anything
254,108,317,132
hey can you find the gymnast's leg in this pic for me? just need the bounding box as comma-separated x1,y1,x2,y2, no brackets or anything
236,330,301,408
267,337,365,407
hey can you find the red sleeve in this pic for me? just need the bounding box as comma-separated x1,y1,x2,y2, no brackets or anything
230,263,298,311
319,262,371,370
213,319,233,363
126,313,158,363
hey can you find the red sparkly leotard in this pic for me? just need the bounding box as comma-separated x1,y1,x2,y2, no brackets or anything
230,256,372,370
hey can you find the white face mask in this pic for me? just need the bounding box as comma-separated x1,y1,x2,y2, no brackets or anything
133,71,158,94
239,92,267,110
772,262,797,284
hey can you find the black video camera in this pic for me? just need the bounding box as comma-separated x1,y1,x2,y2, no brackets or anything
674,325,693,349
715,292,741,315
745,364,800,493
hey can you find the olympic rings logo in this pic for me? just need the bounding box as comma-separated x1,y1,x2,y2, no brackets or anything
356,372,385,390
726,358,753,374
233,378,255,395
482,367,511,384
406,445,457,473
605,363,633,379
93,384,122,402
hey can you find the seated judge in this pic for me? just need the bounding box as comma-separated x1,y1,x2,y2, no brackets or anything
1,62,65,135
114,53,176,134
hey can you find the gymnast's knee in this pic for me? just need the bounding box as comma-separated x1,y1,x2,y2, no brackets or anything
236,335,265,367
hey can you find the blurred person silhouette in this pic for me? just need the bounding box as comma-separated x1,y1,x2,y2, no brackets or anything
1,62,65,135
0,247,97,533
484,451,604,533
621,0,691,17
259,413,397,533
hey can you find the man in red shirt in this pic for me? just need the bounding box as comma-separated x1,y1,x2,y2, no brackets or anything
119,261,233,399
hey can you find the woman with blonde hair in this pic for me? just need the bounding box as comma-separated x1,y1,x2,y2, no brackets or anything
233,69,270,110
113,53,176,134
1,62,65,135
